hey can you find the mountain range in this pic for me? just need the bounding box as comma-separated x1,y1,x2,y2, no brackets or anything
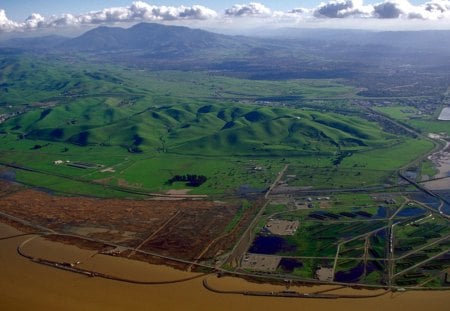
1,23,449,96
59,23,247,54
2,23,450,56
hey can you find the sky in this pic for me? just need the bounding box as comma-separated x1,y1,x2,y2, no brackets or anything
0,1,334,20
1,0,450,35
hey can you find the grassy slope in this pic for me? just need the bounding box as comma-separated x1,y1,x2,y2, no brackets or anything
3,101,396,156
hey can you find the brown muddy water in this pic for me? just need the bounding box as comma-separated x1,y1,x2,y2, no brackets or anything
0,222,449,311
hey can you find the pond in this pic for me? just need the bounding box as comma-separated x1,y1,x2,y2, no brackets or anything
237,184,265,195
410,193,441,210
335,262,365,283
441,203,450,216
376,206,388,218
334,261,382,283
396,206,426,217
248,236,297,255
278,258,303,272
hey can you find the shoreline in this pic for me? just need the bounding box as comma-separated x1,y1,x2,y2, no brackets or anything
1,221,449,311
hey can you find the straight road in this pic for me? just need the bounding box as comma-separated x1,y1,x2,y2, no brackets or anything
226,164,289,267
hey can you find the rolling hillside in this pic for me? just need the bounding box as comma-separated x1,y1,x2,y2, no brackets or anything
4,101,397,156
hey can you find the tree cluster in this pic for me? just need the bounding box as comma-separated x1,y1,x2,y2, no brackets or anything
166,174,207,187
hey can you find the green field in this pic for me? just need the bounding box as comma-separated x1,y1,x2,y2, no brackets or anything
375,105,450,136
0,55,438,197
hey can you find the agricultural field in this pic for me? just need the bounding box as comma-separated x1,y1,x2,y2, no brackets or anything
375,102,450,136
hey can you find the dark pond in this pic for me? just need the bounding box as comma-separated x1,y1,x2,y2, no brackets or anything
366,261,384,272
374,228,387,239
334,262,365,283
396,207,426,217
354,211,372,218
376,206,387,218
237,184,265,196
410,192,441,210
278,258,303,272
436,191,450,201
403,170,418,180
441,203,450,216
334,260,379,283
436,191,450,216
248,236,297,255
0,170,16,181
340,212,357,218
318,211,341,219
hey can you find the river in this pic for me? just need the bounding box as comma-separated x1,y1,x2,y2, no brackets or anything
424,135,450,190
0,222,449,311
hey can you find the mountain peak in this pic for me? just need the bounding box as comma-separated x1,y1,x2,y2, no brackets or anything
60,22,227,53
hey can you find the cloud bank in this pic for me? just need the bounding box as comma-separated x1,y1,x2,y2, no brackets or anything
1,1,450,33
0,1,217,32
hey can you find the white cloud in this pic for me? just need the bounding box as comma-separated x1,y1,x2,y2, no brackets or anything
125,2,217,21
226,0,450,21
311,0,450,20
0,1,217,32
1,1,450,33
289,8,310,14
0,9,18,31
314,0,372,18
23,13,45,29
373,0,414,19
372,0,450,19
424,0,450,12
225,2,272,17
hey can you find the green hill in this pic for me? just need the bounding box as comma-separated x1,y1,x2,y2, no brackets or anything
4,101,397,156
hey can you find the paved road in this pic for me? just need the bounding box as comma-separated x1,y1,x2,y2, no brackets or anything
225,164,289,267
265,164,289,199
